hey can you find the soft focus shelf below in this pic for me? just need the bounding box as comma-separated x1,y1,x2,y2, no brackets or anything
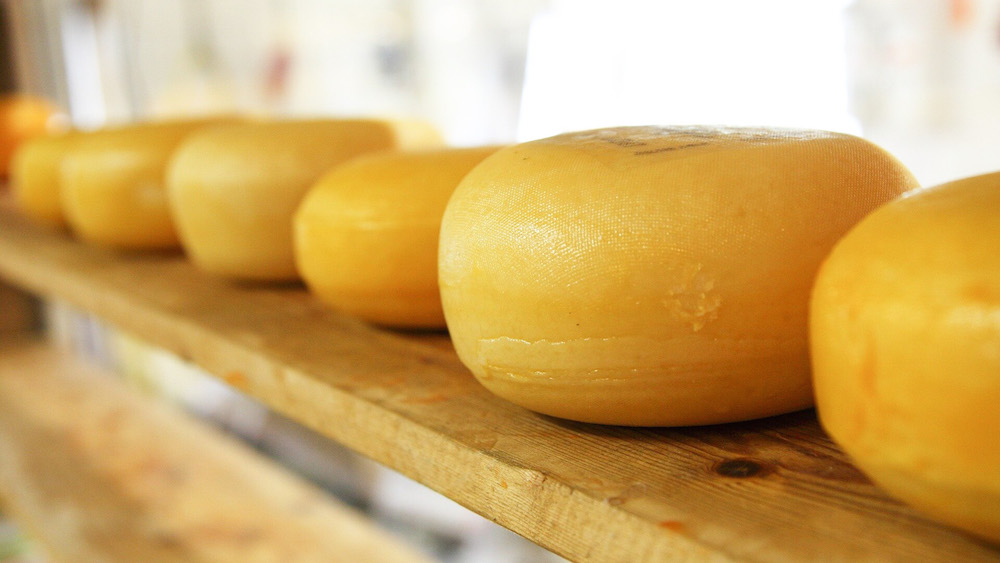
0,336,429,563
0,201,998,562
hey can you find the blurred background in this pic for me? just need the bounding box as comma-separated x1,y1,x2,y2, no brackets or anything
3,0,1000,561
4,0,1000,184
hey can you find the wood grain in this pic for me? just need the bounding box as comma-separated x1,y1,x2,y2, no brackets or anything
0,337,431,563
1,203,998,562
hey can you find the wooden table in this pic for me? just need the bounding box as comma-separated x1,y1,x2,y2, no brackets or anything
1,203,997,562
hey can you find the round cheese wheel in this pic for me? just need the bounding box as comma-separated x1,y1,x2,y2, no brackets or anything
439,126,918,426
11,132,76,229
811,172,1000,543
167,119,443,281
61,119,231,249
295,146,500,328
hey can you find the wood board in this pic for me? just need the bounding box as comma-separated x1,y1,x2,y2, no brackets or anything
0,337,431,563
0,204,997,562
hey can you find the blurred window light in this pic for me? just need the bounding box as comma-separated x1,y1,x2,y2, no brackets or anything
60,1,106,128
518,0,858,141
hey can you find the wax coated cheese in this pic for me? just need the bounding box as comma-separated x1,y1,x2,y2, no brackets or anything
61,119,230,249
167,119,443,281
295,146,500,328
811,172,1000,543
439,126,918,426
11,132,76,229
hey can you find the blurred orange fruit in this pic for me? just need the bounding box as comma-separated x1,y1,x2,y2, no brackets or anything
0,94,59,179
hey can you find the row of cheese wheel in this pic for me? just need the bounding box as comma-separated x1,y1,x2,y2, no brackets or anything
10,118,999,543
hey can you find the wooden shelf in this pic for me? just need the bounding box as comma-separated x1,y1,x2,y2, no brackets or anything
0,336,430,563
1,204,998,562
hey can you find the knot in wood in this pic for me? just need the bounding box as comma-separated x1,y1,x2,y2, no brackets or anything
714,458,768,478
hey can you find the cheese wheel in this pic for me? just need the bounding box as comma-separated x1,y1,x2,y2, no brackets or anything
11,132,76,229
61,119,231,249
439,126,918,426
811,172,1000,543
295,146,500,328
167,119,443,281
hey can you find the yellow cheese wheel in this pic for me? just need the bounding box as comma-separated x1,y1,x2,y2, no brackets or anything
811,172,1000,543
295,146,500,328
61,119,231,249
439,126,918,426
167,119,443,281
11,132,76,229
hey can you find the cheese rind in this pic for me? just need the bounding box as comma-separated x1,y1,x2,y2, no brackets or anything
440,126,918,426
167,119,443,281
811,172,1000,542
295,147,499,328
11,132,76,229
61,120,230,249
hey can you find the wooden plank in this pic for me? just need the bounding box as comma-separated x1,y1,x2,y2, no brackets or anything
0,336,432,563
0,202,997,562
